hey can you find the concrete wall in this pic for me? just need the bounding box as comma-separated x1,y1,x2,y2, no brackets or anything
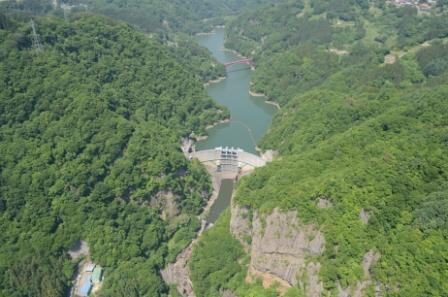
238,151,266,167
190,149,266,168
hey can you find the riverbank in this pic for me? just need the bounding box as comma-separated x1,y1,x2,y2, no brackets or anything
193,118,231,142
249,89,281,110
221,47,245,59
195,32,214,36
203,76,226,87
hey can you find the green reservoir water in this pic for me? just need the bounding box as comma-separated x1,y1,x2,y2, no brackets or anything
195,29,276,154
195,29,276,223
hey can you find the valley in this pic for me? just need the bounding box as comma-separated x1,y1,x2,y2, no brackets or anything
0,1,447,297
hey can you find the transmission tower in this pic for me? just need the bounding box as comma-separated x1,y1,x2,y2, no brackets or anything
30,19,43,53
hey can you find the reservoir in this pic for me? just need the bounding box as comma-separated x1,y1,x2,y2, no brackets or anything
195,29,276,223
195,29,276,154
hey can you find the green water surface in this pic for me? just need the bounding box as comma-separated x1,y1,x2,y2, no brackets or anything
195,29,276,154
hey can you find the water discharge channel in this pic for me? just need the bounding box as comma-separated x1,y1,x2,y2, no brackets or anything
195,29,276,223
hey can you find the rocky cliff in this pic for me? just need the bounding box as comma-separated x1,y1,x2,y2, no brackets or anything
231,206,380,297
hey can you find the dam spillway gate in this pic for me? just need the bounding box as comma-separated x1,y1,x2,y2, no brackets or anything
189,146,266,174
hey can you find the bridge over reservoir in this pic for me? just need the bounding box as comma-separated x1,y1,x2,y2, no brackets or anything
190,146,265,173
223,58,252,67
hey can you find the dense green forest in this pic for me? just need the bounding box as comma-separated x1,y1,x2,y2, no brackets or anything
190,0,448,296
0,0,280,34
63,0,280,34
2,0,448,296
0,0,228,83
225,0,448,105
0,13,228,296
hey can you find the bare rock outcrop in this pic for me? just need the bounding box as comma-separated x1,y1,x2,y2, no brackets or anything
338,250,381,297
161,220,207,297
230,203,252,251
317,198,333,209
359,208,370,225
181,137,195,157
305,262,324,297
228,200,383,297
161,244,195,297
260,149,278,162
239,208,325,295
150,191,180,221
222,290,237,297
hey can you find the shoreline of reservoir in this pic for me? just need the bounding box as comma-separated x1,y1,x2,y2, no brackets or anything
162,28,277,297
248,89,281,110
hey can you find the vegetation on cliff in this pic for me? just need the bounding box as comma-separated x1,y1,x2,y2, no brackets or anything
0,13,225,296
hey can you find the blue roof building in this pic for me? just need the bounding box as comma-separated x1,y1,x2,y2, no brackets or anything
78,281,92,297
78,273,93,297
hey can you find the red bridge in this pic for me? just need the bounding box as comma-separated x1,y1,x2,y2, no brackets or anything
223,58,252,67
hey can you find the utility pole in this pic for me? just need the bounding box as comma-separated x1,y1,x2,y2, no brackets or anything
30,19,43,53
63,8,68,22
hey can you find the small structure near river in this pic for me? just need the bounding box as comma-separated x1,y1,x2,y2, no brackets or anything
68,240,104,297
75,262,103,297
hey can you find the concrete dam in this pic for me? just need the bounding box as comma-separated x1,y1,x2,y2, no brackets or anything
189,146,266,175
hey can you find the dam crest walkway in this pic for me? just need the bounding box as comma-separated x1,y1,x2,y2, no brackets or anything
190,146,266,173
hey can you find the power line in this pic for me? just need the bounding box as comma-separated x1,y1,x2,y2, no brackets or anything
230,120,257,148
30,19,43,53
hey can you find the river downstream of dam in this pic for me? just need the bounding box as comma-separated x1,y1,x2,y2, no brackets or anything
195,29,276,223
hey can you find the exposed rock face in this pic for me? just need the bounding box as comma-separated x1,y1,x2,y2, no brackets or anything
230,207,382,297
161,243,195,297
260,149,278,162
161,220,207,297
246,266,291,293
338,250,381,297
359,208,370,225
230,203,252,251
233,208,325,295
221,290,237,297
150,191,180,221
305,262,324,297
161,172,238,297
250,209,325,288
181,137,195,157
384,54,396,64
317,198,333,209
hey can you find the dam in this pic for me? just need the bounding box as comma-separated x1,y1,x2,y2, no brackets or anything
190,146,266,174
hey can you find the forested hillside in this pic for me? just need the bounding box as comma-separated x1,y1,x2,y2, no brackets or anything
0,13,227,296
2,0,448,296
64,0,280,34
225,0,448,105
0,0,228,83
190,1,448,296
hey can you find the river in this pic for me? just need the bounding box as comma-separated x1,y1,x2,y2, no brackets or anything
161,29,276,296
195,29,276,223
